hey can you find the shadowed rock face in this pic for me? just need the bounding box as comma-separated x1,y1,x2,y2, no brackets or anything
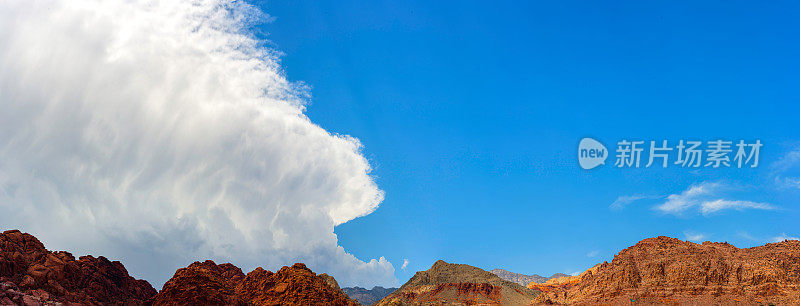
0,229,157,305
151,261,358,306
342,286,397,305
377,260,540,305
529,236,800,305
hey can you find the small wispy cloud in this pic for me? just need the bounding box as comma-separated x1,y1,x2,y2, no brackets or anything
655,182,720,214
771,147,800,190
610,195,660,210
700,199,773,216
771,147,800,172
775,176,800,189
654,182,773,216
586,250,599,258
683,230,708,242
401,259,409,270
770,233,799,243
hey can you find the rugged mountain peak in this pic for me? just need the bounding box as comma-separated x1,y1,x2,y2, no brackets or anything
0,229,157,305
430,259,449,268
1,230,47,254
290,263,310,271
218,262,247,280
151,260,358,305
377,261,539,305
405,260,506,287
151,259,244,305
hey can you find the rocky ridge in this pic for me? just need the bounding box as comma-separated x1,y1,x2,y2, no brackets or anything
0,229,157,305
528,236,800,305
6,229,800,305
150,260,358,305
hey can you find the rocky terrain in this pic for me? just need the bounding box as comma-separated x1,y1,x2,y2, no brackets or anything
150,260,358,305
489,269,569,286
342,286,397,305
6,229,800,305
0,229,157,305
528,236,800,305
376,260,540,305
1,229,358,306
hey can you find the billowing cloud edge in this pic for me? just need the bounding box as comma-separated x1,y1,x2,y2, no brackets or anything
0,0,396,288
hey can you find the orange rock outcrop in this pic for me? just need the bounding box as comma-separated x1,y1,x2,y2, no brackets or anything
528,236,800,305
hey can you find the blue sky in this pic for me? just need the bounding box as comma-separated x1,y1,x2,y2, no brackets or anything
253,1,800,284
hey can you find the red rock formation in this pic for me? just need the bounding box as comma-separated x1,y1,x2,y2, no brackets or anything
238,263,357,305
150,260,246,305
529,236,800,305
0,229,157,305
151,261,358,305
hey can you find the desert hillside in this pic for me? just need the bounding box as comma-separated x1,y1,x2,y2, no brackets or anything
377,260,540,305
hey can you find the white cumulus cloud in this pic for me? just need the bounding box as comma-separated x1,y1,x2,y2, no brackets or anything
401,259,409,270
0,0,395,288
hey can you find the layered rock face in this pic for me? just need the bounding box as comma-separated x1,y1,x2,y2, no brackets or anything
151,260,358,305
529,236,800,305
342,286,397,305
0,229,157,305
377,260,540,305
